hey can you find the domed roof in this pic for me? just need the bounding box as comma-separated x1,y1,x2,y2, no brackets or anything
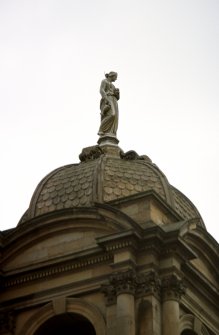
19,145,204,226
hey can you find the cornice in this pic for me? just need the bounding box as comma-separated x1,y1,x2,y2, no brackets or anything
97,229,141,252
1,251,113,290
107,190,182,222
1,225,200,293
182,262,219,309
0,274,109,311
96,224,196,264
181,294,219,334
2,205,140,264
183,228,219,276
140,226,197,263
94,202,143,233
3,208,105,242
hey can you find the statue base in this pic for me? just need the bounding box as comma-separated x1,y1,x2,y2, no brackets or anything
97,134,119,147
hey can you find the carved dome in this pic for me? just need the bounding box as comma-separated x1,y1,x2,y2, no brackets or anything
18,145,204,227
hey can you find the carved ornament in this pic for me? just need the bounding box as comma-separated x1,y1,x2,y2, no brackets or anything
161,274,186,301
102,270,161,305
137,271,161,297
120,150,152,162
79,145,103,162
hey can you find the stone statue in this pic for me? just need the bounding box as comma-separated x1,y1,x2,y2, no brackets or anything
98,71,120,137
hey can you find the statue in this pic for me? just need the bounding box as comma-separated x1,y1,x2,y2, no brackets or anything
98,71,120,137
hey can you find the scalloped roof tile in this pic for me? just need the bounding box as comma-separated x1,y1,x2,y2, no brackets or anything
18,147,204,227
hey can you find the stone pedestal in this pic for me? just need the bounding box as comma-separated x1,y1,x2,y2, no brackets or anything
97,134,119,147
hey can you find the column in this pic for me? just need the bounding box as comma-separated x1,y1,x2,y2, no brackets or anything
161,275,185,335
137,271,161,335
108,270,136,335
117,292,135,335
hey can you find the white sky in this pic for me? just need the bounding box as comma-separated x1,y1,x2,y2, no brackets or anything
0,0,218,242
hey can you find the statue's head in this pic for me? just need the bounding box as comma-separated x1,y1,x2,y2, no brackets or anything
105,71,117,82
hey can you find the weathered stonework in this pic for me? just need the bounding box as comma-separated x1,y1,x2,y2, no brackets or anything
79,145,103,162
1,143,218,335
161,274,186,302
18,146,205,225
0,311,15,335
102,270,186,304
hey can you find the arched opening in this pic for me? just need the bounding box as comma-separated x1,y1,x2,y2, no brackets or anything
34,313,96,335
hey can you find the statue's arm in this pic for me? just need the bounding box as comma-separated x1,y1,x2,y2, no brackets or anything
100,80,108,99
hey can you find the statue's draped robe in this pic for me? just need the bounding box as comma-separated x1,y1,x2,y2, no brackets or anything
98,79,119,136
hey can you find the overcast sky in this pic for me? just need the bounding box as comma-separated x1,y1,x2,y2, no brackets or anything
0,0,218,242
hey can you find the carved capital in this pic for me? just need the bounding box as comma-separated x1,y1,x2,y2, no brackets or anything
102,270,137,305
110,270,137,296
161,275,186,301
137,271,161,298
102,270,162,305
0,311,15,334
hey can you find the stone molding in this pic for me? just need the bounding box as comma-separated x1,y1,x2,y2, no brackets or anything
0,311,15,334
161,274,186,302
103,238,139,253
97,230,141,253
17,303,53,335
2,253,112,289
181,295,219,334
18,298,106,335
179,314,211,335
97,135,119,147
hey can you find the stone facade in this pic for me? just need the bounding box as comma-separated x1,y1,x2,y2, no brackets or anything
0,145,218,335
